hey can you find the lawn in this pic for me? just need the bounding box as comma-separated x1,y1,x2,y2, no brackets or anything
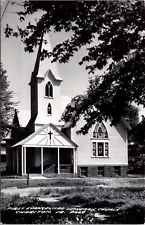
1,176,145,189
1,177,145,224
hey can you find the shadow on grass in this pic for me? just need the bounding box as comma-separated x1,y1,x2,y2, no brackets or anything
2,198,144,224
1,186,144,224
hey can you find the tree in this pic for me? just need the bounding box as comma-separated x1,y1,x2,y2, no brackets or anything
128,116,145,174
4,1,145,133
0,63,15,139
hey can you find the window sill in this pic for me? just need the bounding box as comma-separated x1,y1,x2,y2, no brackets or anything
91,156,110,158
91,138,110,140
44,96,54,99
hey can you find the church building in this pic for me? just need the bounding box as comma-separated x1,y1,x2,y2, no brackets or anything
5,35,130,177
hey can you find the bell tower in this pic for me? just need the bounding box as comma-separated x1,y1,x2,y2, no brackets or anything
29,34,63,131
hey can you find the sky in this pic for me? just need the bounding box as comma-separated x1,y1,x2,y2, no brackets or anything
1,0,144,120
1,0,90,112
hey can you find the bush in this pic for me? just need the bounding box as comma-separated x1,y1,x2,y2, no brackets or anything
107,205,144,224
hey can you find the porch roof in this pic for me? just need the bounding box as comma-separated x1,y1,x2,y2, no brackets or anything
12,123,78,148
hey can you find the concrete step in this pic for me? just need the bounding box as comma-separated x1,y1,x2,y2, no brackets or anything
29,174,48,179
44,173,77,178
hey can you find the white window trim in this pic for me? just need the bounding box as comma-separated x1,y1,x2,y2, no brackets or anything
44,96,54,99
92,140,110,158
45,81,53,98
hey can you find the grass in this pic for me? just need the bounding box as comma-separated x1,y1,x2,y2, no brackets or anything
33,186,145,207
1,177,145,223
1,176,145,189
1,178,106,189
1,187,144,224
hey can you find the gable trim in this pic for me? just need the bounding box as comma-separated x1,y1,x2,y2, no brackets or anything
37,69,63,81
12,123,77,148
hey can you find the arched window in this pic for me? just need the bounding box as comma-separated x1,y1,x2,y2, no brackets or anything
93,122,108,138
47,103,52,115
92,122,109,158
45,81,53,97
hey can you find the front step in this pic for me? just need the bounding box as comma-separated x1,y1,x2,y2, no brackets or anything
44,173,78,178
29,174,48,179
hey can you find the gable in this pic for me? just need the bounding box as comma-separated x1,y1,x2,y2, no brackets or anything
12,123,77,148
37,69,63,82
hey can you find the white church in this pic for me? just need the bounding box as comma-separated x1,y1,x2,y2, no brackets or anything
5,35,130,177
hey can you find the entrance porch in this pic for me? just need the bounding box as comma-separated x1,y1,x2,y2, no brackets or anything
12,123,78,175
20,146,76,175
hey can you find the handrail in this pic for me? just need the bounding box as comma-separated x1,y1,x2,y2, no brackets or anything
44,164,56,172
38,159,50,167
43,159,50,167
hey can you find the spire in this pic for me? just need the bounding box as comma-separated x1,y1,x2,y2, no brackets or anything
12,109,20,127
37,33,63,81
29,36,43,85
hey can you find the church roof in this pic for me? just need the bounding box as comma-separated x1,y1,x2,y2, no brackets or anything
29,34,63,85
120,118,131,130
12,123,77,148
17,110,30,127
37,68,63,82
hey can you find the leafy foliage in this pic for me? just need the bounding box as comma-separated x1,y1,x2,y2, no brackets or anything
128,116,145,174
4,1,145,133
0,63,15,139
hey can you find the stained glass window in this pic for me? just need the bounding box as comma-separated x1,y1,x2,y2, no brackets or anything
93,122,108,139
92,122,109,157
105,143,109,156
92,142,96,156
98,143,104,156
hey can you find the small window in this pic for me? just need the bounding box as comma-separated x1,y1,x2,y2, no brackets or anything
80,167,88,177
98,167,104,176
114,166,121,176
98,143,104,156
105,143,109,156
92,142,96,156
45,81,53,97
47,103,52,115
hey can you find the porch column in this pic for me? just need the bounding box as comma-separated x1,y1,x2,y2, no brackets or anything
41,147,43,174
73,148,76,174
24,147,26,175
16,148,19,174
75,148,77,174
21,146,23,175
12,150,15,172
58,148,60,174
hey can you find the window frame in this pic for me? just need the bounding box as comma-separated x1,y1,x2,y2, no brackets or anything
98,166,104,176
114,166,121,176
45,81,53,98
91,122,110,158
80,167,88,177
92,122,108,139
92,140,110,158
47,103,52,115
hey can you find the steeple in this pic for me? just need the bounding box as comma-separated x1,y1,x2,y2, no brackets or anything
28,33,63,130
37,34,62,81
29,37,43,120
29,37,43,85
12,109,20,127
